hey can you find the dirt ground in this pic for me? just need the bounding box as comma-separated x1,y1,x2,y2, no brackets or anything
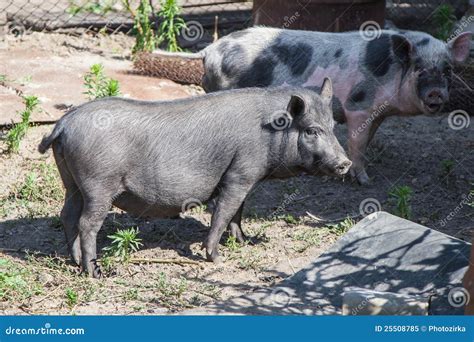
0,31,473,315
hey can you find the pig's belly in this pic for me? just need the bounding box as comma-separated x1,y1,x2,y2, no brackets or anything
112,192,183,218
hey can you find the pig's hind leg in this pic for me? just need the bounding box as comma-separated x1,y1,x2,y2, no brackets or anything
76,189,114,278
54,150,83,266
228,204,247,243
60,188,83,266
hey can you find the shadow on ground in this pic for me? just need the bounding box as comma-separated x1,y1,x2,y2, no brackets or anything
184,212,471,315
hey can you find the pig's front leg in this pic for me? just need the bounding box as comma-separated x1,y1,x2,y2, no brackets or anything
205,175,254,262
346,111,373,185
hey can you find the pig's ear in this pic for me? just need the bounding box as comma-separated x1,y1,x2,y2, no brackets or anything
261,96,304,129
287,94,306,118
391,34,413,67
448,32,472,63
320,77,333,106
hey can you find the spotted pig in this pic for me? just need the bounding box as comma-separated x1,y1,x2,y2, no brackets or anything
192,27,471,184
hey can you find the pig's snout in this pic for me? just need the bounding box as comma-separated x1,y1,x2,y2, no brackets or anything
423,88,447,113
332,159,352,176
321,157,351,176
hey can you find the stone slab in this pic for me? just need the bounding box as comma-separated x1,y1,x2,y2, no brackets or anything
184,212,470,315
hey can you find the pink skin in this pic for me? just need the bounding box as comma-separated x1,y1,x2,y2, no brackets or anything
278,31,472,184
301,52,423,184
279,33,470,184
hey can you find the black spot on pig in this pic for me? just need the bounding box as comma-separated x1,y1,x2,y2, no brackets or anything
414,57,423,70
334,49,342,58
272,43,313,76
415,67,448,102
416,37,430,46
221,44,246,77
345,80,375,111
237,55,276,88
365,34,393,77
202,67,221,92
350,89,366,103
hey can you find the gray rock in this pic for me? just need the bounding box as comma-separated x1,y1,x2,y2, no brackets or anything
183,212,469,315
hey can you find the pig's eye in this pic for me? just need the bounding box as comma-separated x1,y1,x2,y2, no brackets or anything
305,128,319,136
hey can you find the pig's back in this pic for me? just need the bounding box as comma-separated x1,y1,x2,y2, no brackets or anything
56,90,284,180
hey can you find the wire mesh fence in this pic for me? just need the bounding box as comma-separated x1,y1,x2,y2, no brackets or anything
0,0,471,43
385,0,470,36
0,0,252,41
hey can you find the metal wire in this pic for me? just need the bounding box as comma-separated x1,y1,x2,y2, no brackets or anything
0,0,252,38
0,1,470,43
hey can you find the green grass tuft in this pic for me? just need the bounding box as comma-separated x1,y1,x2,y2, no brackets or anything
65,288,78,308
5,95,39,154
0,258,43,302
102,227,143,262
83,63,120,99
389,185,413,219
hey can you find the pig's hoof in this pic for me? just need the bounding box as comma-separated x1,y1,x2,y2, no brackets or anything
92,267,102,279
350,168,370,185
69,244,82,266
82,259,102,278
71,252,82,267
230,225,247,244
357,173,370,185
206,249,222,264
92,261,103,279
